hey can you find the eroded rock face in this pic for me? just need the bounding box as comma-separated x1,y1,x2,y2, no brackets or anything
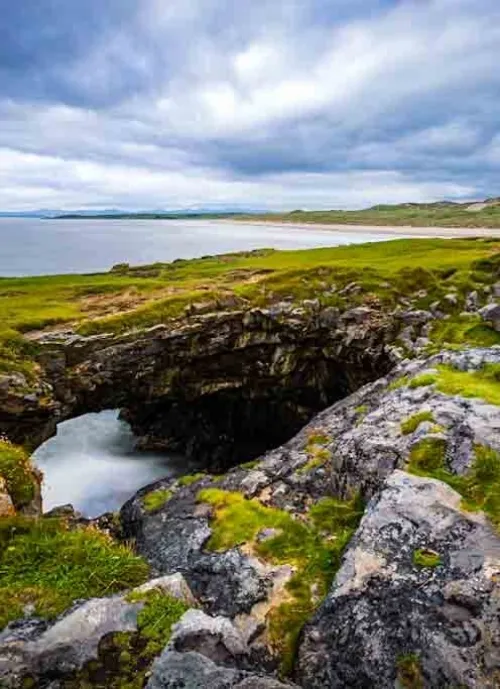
296,471,500,688
1,305,397,467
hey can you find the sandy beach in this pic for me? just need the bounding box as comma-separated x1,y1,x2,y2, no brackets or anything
230,219,500,238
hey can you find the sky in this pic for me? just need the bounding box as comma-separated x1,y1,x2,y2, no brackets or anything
1,0,500,211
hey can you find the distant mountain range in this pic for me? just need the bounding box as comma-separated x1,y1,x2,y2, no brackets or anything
0,207,264,219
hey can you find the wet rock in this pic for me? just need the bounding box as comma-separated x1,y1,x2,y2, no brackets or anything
296,470,500,688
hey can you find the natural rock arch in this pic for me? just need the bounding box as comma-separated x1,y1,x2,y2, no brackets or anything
2,306,398,470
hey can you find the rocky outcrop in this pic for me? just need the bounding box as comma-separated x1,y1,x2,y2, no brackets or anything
120,346,500,687
296,470,500,688
3,343,500,687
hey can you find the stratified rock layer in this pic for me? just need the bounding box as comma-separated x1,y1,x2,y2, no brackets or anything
1,305,397,467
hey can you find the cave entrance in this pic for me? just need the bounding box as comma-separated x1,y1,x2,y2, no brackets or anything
32,409,188,518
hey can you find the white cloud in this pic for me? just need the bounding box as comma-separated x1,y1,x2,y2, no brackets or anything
0,147,474,211
1,0,500,210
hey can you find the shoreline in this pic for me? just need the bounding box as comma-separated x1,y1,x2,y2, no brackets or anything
226,218,500,238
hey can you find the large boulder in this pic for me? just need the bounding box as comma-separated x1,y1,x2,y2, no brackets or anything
296,471,500,688
0,574,194,688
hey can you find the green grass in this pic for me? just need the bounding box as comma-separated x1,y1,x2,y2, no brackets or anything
408,373,438,389
408,440,500,529
0,517,149,629
427,315,500,352
142,488,173,512
1,238,500,382
239,202,500,228
0,439,38,509
134,588,190,653
197,488,363,674
412,548,442,568
400,411,435,435
428,364,500,406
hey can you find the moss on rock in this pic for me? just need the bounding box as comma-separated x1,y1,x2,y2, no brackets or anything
197,488,363,674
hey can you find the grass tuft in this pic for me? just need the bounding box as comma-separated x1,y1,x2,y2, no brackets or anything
428,363,500,406
63,588,189,689
0,517,149,630
396,653,424,689
177,473,206,487
0,439,38,509
408,373,437,389
408,441,500,530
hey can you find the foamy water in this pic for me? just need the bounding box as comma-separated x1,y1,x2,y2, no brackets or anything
33,410,186,517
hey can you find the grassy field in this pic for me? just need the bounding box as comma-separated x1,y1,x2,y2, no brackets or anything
236,202,500,228
1,237,500,379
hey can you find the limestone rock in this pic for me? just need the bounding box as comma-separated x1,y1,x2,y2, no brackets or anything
146,650,296,689
296,470,500,688
168,609,250,666
480,302,500,331
0,575,195,688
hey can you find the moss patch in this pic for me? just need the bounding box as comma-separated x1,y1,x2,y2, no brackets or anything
412,548,442,568
408,372,437,389
177,473,206,487
429,363,500,406
408,441,500,530
396,653,424,689
197,488,363,674
428,314,500,352
0,517,149,630
400,411,435,435
142,488,173,513
0,439,38,510
61,589,189,689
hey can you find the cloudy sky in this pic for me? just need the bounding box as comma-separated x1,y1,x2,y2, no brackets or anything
1,0,500,211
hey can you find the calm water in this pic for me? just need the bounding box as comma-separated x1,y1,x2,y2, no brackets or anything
33,411,188,517
18,218,401,515
0,217,401,277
